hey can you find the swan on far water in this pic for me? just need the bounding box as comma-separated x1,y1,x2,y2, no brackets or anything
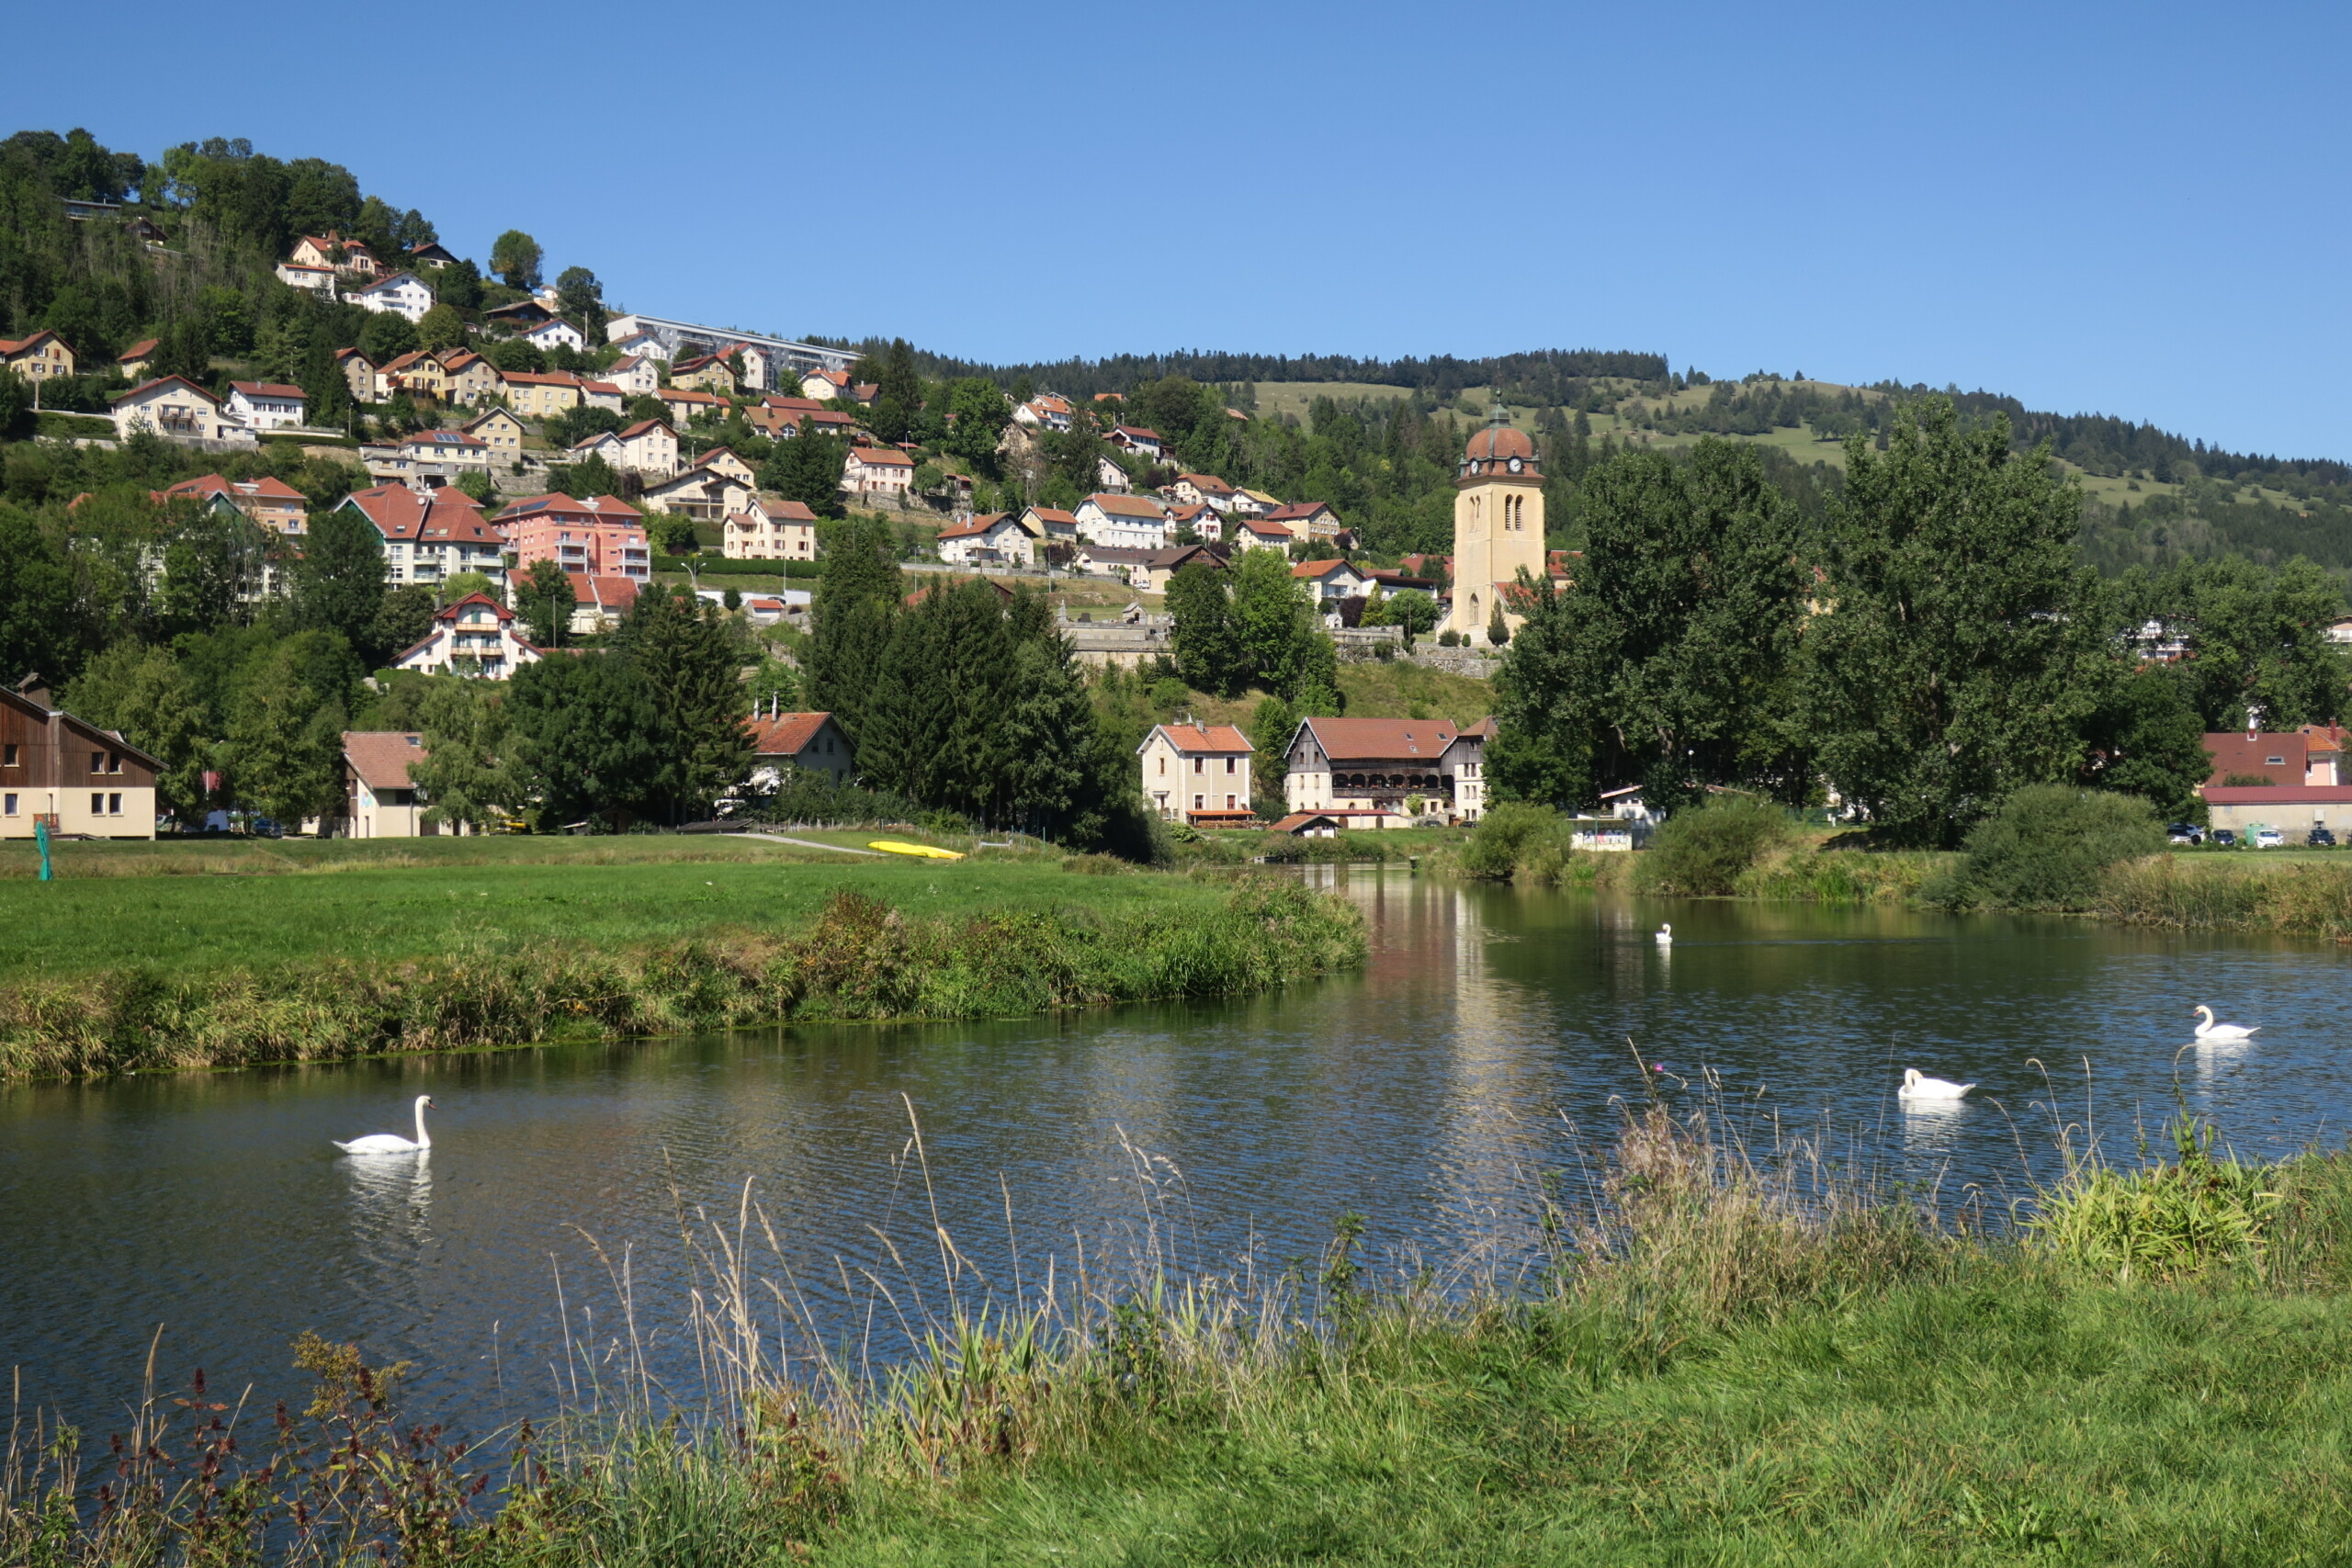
1656,923,1673,946
334,1096,435,1155
2192,1005,2258,1042
1898,1068,1974,1100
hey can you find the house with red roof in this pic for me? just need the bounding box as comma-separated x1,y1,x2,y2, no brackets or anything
1137,721,1255,826
156,473,309,536
654,385,729,427
1168,473,1238,512
1108,425,1165,461
225,380,308,431
1281,716,1493,827
1229,513,1295,553
338,484,508,588
724,497,820,560
1262,500,1343,547
0,329,74,382
495,492,649,610
2199,725,2352,843
115,338,159,380
1073,492,1170,550
844,444,914,502
521,317,585,355
745,705,854,789
109,376,253,446
936,512,1040,568
390,593,543,681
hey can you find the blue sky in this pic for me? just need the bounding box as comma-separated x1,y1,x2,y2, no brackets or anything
11,0,2347,457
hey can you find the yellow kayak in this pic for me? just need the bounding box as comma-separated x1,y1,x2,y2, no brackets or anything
867,840,965,860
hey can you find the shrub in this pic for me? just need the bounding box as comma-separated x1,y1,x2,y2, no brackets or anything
1637,795,1790,896
1459,802,1568,879
1936,784,2165,911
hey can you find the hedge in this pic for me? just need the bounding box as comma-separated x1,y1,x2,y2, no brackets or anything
653,554,822,578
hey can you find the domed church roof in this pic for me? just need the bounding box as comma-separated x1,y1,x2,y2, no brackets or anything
1461,402,1539,479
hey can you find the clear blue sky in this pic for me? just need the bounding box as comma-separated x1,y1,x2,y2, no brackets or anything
11,1,2347,458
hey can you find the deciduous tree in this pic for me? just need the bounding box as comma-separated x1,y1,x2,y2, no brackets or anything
1803,400,2111,846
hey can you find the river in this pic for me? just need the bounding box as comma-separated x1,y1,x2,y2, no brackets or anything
5,870,2349,1443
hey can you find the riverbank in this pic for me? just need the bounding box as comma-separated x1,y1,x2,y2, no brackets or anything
17,1102,2352,1563
0,872,1365,1079
1453,802,2352,937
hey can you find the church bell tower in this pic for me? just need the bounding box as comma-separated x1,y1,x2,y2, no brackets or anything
1442,402,1545,643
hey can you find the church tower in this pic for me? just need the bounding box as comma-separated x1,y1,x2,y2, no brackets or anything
1442,404,1545,642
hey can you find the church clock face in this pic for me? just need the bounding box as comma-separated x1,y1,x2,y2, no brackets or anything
1508,457,1522,473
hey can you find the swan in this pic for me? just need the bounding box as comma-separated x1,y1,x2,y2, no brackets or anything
1898,1068,1973,1100
334,1096,435,1155
2192,1006,2258,1042
1655,923,1673,946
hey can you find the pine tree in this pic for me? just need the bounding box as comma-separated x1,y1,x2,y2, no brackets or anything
616,584,753,823
805,513,901,744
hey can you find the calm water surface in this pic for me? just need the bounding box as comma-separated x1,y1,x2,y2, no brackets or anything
6,871,2351,1440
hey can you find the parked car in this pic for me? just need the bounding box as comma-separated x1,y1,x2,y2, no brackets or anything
2312,827,2338,848
2166,822,2204,845
2210,828,2239,847
2253,825,2285,849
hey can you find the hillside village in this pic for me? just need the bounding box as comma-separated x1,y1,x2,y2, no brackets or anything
6,129,2352,860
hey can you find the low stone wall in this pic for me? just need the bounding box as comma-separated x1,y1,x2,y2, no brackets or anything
1401,646,1500,677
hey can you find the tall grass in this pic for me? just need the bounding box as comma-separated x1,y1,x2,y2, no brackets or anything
15,1087,2352,1563
0,878,1367,1081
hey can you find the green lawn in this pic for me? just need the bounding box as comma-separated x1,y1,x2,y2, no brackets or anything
0,839,1217,981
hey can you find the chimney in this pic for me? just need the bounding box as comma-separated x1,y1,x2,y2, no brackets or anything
13,672,51,710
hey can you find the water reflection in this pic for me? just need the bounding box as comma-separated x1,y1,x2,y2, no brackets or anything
7,874,2352,1446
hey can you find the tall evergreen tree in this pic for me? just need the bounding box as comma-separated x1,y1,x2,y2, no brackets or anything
616,583,753,822
805,514,901,743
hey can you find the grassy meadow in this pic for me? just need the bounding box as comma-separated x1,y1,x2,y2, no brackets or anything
0,834,1211,981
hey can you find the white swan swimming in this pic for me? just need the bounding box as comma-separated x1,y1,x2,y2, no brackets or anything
1897,1068,1973,1100
334,1095,435,1155
2192,1005,2258,1042
1656,923,1673,946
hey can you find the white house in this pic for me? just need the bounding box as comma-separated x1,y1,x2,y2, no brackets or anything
603,353,661,396
1108,425,1166,461
523,317,586,354
1074,492,1170,550
936,511,1039,568
1096,453,1133,492
1294,558,1373,605
349,271,435,322
578,378,627,413
274,261,338,298
843,444,914,502
606,327,669,362
613,418,679,476
1012,395,1072,432
1137,721,1255,824
1168,502,1222,542
225,379,308,431
109,377,253,445
390,592,542,679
